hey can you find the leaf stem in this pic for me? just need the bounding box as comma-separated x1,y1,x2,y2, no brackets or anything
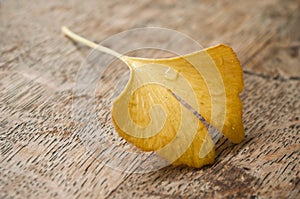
61,26,124,59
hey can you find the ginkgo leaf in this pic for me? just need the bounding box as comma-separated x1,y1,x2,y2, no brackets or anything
62,26,244,168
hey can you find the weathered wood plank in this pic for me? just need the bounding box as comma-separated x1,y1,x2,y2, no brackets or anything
0,0,299,198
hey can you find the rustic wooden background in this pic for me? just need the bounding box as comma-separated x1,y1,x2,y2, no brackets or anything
1,0,299,198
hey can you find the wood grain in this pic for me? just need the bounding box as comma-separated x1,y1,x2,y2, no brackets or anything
0,0,299,198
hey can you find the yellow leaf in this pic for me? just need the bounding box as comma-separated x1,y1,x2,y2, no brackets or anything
62,27,244,168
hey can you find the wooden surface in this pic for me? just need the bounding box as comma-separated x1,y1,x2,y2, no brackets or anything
1,0,300,198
